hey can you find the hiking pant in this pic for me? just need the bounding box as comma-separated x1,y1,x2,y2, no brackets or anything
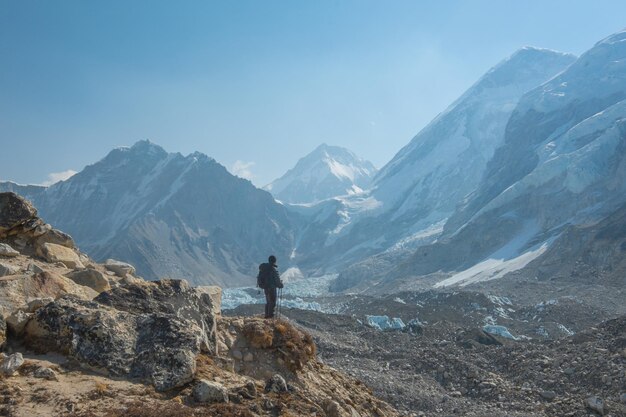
264,287,277,318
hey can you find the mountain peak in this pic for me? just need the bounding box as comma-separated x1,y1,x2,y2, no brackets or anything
265,144,377,204
596,28,626,47
474,47,576,92
128,140,168,157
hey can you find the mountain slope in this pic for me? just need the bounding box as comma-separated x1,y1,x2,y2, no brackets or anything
265,144,377,204
336,30,626,292
1,140,297,287
294,48,576,275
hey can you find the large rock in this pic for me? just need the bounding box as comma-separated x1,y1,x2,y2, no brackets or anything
34,228,75,249
24,295,203,391
196,285,222,316
1,352,24,376
36,243,84,269
0,193,37,234
0,262,20,277
586,396,605,415
104,259,135,277
95,279,218,353
265,374,288,393
65,269,110,293
0,243,19,257
6,309,32,335
0,272,97,317
192,380,229,403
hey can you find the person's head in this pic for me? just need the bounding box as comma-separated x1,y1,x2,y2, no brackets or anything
268,255,277,265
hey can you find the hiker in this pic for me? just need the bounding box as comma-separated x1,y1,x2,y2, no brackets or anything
257,255,283,319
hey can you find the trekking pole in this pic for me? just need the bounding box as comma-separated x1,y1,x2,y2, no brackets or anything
277,288,283,319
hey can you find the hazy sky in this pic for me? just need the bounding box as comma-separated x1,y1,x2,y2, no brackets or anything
1,1,625,187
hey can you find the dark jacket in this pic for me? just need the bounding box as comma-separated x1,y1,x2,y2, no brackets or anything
257,262,283,289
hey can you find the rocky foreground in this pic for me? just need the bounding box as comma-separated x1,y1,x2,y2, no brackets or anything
0,192,398,417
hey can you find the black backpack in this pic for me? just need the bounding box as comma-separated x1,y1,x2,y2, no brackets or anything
257,263,271,289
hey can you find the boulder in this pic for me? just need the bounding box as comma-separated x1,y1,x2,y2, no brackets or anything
323,399,347,417
1,352,24,376
0,272,97,318
265,374,288,393
0,262,20,277
197,286,222,316
27,263,44,273
26,297,54,313
192,380,229,403
458,329,503,349
586,396,605,415
6,309,32,335
104,259,136,277
24,291,212,391
0,193,37,234
34,228,75,249
36,243,83,269
95,279,217,354
0,243,19,257
65,269,110,293
32,223,52,237
33,366,58,381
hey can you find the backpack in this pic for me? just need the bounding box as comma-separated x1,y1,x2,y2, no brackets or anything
257,263,271,289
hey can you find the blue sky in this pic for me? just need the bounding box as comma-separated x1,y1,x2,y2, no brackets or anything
1,1,625,187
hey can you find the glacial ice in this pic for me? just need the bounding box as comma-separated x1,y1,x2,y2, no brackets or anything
366,315,406,331
221,275,335,312
483,325,518,340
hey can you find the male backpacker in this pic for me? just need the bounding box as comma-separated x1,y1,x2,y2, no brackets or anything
257,255,283,319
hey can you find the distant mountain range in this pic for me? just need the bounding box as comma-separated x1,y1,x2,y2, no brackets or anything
3,30,626,292
1,141,297,287
264,144,376,204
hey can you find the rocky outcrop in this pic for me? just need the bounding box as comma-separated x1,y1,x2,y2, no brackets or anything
36,243,84,269
192,380,228,403
24,296,203,391
0,192,77,260
104,259,136,277
196,285,222,316
0,272,97,317
0,193,37,234
23,279,220,391
0,352,24,376
0,243,19,257
65,268,110,292
0,262,20,277
95,280,218,354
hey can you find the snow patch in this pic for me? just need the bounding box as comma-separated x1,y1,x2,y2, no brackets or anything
435,242,549,288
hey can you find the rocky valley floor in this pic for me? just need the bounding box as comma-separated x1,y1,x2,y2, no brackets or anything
228,297,626,417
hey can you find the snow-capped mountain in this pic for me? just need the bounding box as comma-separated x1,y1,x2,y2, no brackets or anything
335,29,626,292
0,140,297,287
265,144,377,204
293,47,576,277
